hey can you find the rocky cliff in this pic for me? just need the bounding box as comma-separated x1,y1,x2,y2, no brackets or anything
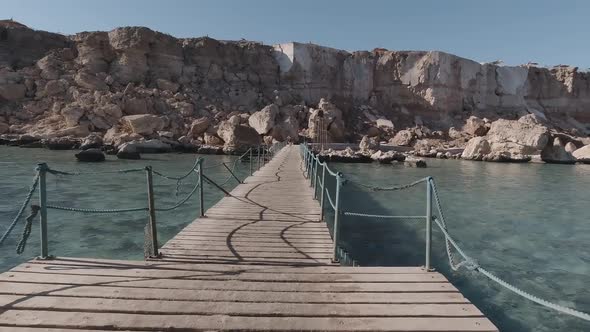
1,23,589,161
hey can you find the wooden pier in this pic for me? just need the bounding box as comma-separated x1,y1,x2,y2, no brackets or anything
0,145,498,331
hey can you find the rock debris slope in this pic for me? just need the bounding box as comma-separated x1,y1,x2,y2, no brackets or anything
1,21,589,162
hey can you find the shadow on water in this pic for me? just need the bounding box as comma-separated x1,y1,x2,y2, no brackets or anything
324,163,531,332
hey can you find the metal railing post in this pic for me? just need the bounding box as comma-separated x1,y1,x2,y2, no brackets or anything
37,163,49,259
197,159,204,217
249,148,253,176
257,146,261,171
319,163,326,220
145,166,159,258
332,173,344,262
313,159,319,199
425,177,433,271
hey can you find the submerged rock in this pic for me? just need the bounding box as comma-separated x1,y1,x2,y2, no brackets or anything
404,157,427,168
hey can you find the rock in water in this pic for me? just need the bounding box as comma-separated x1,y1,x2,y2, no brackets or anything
75,148,105,162
404,157,427,168
541,137,575,164
116,144,141,160
572,145,590,163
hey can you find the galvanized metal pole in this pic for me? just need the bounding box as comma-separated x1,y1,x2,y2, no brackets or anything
313,159,319,199
197,159,204,217
332,173,344,263
319,163,326,220
425,177,433,271
145,166,159,258
249,148,253,176
37,163,49,259
257,146,261,171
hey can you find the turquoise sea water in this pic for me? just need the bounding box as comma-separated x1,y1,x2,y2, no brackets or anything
330,159,590,332
0,146,589,331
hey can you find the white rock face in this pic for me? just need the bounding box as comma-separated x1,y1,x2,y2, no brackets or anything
461,137,491,160
390,130,414,146
486,118,549,155
119,139,171,153
249,104,278,135
122,114,165,135
572,145,590,163
462,116,488,136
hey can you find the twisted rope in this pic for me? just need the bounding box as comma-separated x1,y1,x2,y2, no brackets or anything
152,158,200,181
324,188,336,210
16,205,40,254
0,174,39,247
155,180,200,212
352,177,429,191
47,167,144,176
47,205,148,214
343,212,425,219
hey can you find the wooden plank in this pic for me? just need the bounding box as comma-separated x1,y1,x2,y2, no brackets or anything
0,272,458,292
0,282,470,303
10,265,448,282
0,295,485,317
23,258,428,274
0,310,499,331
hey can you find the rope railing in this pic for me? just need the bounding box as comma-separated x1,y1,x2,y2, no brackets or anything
299,143,590,322
1,142,287,259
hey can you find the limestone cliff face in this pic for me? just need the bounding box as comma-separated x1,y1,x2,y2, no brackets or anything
273,44,590,133
1,24,589,144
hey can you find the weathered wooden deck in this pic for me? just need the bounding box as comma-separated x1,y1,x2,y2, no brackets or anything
0,145,498,331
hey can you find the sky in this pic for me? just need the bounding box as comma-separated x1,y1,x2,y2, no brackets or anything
3,0,589,68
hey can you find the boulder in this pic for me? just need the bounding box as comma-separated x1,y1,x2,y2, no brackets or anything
44,80,67,96
375,118,394,130
121,114,165,135
123,97,150,115
0,83,26,101
43,137,79,150
249,104,278,135
61,105,85,127
462,116,488,136
75,148,105,162
390,130,415,146
359,135,379,152
541,137,576,164
117,144,141,160
371,150,406,164
80,134,103,150
461,137,491,160
404,157,427,168
481,118,549,161
572,145,590,164
118,139,171,153
189,117,210,138
75,71,108,91
217,120,261,150
204,132,224,146
155,78,179,92
565,142,578,154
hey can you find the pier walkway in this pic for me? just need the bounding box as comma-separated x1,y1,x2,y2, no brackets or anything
0,145,498,331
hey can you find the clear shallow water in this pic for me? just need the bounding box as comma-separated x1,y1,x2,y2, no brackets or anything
0,146,249,271
1,147,589,331
330,159,590,332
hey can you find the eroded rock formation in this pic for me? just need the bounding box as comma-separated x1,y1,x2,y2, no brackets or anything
1,21,590,162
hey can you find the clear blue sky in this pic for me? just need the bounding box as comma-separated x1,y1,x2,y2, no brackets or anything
3,0,589,67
